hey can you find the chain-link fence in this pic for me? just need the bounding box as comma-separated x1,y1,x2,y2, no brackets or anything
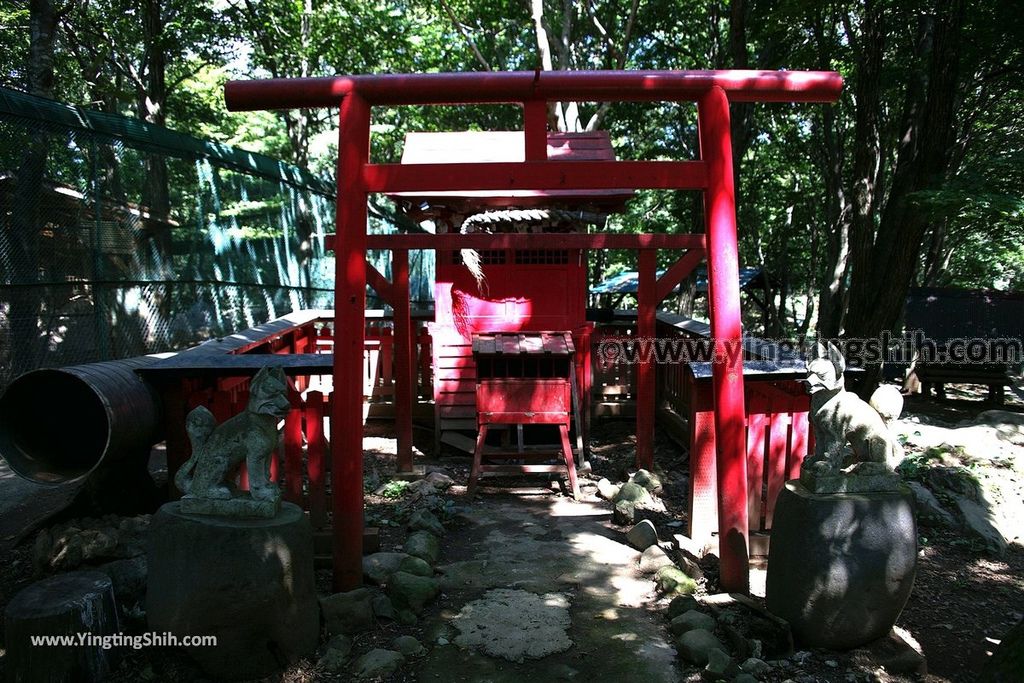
0,86,342,391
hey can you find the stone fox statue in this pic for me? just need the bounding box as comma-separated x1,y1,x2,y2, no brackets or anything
175,366,291,504
804,342,904,475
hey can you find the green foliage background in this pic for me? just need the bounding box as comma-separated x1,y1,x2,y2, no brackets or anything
2,0,1022,338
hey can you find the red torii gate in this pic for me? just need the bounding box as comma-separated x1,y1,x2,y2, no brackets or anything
225,70,842,594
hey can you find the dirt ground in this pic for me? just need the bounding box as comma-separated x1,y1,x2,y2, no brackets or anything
0,386,1021,682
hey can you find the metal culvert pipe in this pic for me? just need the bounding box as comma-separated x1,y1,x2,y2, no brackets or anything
0,356,163,484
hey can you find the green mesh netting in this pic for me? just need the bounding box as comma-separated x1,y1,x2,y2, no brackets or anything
0,87,435,392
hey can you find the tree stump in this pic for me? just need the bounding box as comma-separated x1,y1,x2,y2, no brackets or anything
3,570,120,683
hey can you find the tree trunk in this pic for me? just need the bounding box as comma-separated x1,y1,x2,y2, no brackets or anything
6,0,59,377
843,1,966,394
841,0,885,345
136,0,172,270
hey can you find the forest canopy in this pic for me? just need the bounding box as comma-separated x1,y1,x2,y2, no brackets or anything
3,0,1023,346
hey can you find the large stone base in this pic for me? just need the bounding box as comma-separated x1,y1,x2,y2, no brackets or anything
765,481,917,650
146,501,318,680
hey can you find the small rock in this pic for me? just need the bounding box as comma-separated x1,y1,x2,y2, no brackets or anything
408,509,446,536
656,565,698,596
372,593,396,620
317,648,347,673
954,495,1009,555
353,649,404,680
436,637,450,646
96,556,147,606
670,609,716,635
674,551,706,581
906,482,957,528
740,657,771,676
668,595,700,619
406,479,437,496
317,634,352,672
363,552,411,585
849,627,927,676
320,587,376,635
703,648,737,680
393,635,425,656
424,471,454,489
631,469,663,493
597,478,621,500
404,530,441,564
614,481,651,504
396,609,418,625
387,571,441,614
613,500,637,525
398,555,433,577
825,659,838,667
673,533,709,559
676,628,728,666
626,520,659,550
639,545,675,574
326,634,353,657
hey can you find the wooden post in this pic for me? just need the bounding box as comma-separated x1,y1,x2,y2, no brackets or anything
332,91,370,591
699,85,749,593
393,248,414,472
636,249,657,470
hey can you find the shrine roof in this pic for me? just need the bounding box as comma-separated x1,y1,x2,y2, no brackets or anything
388,130,634,210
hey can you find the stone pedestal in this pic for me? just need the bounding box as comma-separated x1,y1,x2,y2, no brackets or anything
3,571,120,683
765,481,917,650
146,501,318,680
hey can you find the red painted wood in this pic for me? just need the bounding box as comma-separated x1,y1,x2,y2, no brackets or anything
688,385,718,549
523,102,548,160
393,249,415,473
305,391,327,529
476,378,571,422
636,249,657,470
655,249,705,303
362,160,707,193
330,232,706,252
366,261,394,303
284,390,304,505
225,70,843,111
745,394,768,531
764,401,791,530
332,92,371,592
789,407,809,482
699,85,749,593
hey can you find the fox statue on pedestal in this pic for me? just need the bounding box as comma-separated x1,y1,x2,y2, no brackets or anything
803,342,905,483
174,366,291,517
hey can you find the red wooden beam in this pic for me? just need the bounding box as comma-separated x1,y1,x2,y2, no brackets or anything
225,70,843,111
655,249,706,303
392,249,415,473
326,233,706,252
365,261,393,304
636,249,657,470
523,100,548,160
363,160,707,193
699,86,749,594
332,92,371,592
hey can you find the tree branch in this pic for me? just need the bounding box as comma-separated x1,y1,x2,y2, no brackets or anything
439,0,491,70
